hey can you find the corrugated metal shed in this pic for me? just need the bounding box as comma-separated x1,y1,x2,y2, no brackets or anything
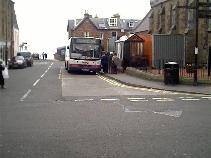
152,34,185,68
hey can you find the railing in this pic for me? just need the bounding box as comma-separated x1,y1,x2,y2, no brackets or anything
135,60,211,80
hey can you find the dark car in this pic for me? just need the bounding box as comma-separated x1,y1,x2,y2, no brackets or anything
8,56,27,69
17,51,33,66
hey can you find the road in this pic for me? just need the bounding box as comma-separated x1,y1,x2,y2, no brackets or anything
1,60,211,158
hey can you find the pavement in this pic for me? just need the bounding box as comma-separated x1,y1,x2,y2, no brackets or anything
102,69,211,95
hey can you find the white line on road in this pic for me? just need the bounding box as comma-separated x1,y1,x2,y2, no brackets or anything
101,98,120,101
128,97,146,100
201,96,211,99
75,99,94,102
130,100,149,102
33,79,40,87
20,89,32,102
40,74,45,78
181,98,200,101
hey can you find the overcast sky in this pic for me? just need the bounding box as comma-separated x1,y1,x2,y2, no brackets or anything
13,0,151,58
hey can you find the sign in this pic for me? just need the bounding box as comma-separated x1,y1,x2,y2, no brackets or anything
195,47,199,54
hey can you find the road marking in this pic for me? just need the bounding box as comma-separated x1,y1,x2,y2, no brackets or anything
20,62,53,102
101,98,120,101
156,99,174,102
153,110,183,118
75,99,94,102
130,100,149,102
124,107,143,113
181,98,200,101
128,97,146,100
20,89,32,101
201,96,211,99
33,79,40,87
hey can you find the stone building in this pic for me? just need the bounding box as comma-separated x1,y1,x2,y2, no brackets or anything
0,0,19,64
148,0,210,65
67,13,141,52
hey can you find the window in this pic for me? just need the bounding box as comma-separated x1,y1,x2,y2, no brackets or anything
109,18,117,27
129,21,134,27
112,32,117,37
100,32,104,39
84,32,89,37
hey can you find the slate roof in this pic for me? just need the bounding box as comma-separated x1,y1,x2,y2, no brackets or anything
67,16,141,31
134,9,152,33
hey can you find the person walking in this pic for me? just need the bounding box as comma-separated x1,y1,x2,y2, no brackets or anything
0,60,5,89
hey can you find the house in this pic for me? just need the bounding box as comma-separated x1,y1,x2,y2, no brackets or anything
0,0,19,64
67,13,141,52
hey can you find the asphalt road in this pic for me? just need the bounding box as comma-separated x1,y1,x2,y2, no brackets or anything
1,60,211,158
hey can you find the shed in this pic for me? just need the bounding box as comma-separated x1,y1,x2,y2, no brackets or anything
123,34,145,67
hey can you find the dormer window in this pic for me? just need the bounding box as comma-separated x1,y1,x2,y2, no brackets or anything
109,18,117,27
129,21,134,28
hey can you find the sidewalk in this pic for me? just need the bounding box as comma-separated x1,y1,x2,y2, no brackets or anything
102,71,211,95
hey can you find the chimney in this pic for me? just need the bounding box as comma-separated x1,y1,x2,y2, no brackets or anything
84,10,92,19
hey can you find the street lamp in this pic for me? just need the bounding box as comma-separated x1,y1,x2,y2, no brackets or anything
19,42,27,51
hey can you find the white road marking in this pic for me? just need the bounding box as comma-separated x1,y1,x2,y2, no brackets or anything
181,98,200,101
124,107,143,113
153,110,183,118
152,98,171,100
33,79,40,87
40,74,45,78
128,97,146,100
20,62,53,102
101,98,120,101
75,99,94,102
201,96,211,99
156,99,174,102
20,89,32,101
130,100,149,102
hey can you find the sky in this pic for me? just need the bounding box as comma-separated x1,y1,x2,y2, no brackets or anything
13,0,151,59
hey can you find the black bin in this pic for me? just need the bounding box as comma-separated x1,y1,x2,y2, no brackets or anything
164,62,179,84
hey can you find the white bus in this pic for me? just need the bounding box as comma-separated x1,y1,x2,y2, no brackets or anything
65,37,102,73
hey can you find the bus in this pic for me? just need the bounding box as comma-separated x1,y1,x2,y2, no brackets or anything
65,37,102,73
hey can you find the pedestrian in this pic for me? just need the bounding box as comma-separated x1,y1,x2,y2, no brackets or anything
0,60,5,89
45,53,47,60
101,51,108,73
108,52,113,74
112,52,119,74
42,52,45,60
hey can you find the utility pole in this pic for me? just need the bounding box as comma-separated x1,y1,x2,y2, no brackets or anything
194,0,199,86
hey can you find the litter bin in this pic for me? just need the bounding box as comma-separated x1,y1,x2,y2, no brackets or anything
164,62,179,84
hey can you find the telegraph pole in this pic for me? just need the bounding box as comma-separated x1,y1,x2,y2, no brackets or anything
194,0,199,86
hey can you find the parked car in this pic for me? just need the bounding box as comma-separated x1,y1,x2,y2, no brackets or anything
8,56,27,69
32,53,40,60
17,51,33,66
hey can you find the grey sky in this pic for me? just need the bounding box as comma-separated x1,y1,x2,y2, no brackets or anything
13,0,151,57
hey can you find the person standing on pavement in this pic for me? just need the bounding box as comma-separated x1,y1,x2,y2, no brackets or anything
0,60,5,89
112,52,120,74
42,52,45,60
108,52,113,74
101,51,108,73
45,53,47,60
